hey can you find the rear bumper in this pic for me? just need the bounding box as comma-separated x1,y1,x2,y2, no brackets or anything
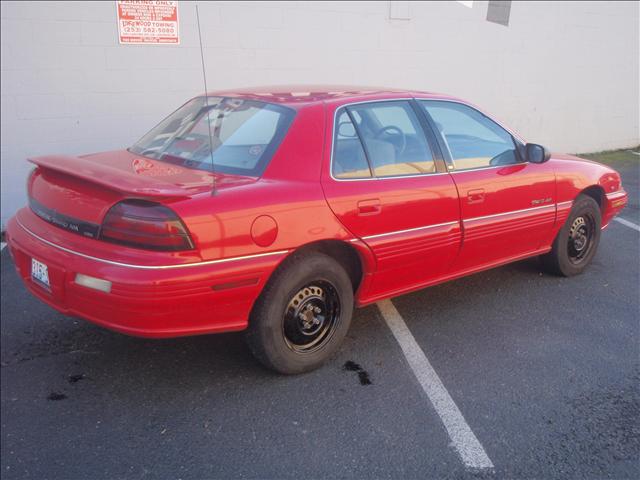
5,208,286,338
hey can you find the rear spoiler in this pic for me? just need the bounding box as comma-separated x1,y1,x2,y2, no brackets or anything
28,155,195,198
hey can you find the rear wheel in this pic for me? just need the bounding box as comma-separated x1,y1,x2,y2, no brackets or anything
246,252,354,374
541,194,601,276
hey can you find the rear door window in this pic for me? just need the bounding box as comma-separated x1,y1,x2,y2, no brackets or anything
345,101,436,177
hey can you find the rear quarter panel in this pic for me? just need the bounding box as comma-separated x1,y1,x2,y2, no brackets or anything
168,102,365,264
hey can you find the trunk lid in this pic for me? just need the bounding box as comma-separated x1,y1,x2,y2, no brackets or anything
27,149,255,230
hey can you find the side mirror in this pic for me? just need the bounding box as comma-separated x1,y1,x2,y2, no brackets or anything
526,143,551,164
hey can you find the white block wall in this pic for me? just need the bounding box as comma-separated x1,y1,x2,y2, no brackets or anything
1,1,639,226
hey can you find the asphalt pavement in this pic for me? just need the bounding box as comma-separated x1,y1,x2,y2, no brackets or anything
1,163,638,479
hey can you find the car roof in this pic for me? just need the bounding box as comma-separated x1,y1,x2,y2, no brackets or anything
204,85,457,107
200,85,525,143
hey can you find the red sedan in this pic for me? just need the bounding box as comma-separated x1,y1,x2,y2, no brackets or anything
5,86,628,373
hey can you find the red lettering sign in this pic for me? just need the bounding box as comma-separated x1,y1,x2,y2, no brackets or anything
117,1,179,45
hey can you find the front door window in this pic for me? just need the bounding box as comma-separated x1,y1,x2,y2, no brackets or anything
420,101,521,170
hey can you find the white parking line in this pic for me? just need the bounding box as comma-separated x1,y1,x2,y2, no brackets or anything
377,299,494,470
614,217,640,232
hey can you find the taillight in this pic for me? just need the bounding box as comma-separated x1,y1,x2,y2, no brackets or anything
99,200,194,251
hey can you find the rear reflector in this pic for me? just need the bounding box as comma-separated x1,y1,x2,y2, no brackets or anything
75,273,112,293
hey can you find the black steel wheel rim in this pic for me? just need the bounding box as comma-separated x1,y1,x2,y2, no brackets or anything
282,281,341,354
567,214,595,264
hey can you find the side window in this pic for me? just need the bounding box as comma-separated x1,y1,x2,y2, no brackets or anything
348,101,436,177
332,111,371,179
421,101,520,170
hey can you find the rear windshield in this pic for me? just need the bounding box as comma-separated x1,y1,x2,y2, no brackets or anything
129,97,295,176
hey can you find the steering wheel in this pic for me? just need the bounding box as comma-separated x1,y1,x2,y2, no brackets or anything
376,125,406,156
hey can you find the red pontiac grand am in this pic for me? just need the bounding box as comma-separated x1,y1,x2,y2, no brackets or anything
5,86,628,374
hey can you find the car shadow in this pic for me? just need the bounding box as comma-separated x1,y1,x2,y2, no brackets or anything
0,249,556,401
507,256,544,274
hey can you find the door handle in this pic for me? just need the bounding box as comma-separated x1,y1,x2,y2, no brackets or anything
357,198,382,216
467,189,485,204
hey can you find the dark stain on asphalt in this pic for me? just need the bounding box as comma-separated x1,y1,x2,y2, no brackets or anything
47,392,67,401
343,361,372,385
68,374,85,384
3,327,106,366
343,360,361,371
357,371,372,385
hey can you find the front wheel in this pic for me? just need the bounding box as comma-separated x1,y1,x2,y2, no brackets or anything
540,194,602,276
246,252,354,374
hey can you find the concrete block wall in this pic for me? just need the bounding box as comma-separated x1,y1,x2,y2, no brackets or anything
1,1,639,226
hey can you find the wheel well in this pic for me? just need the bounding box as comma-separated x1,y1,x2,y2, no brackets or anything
580,185,605,211
287,240,363,292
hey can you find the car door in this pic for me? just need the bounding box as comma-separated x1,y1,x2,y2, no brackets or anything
321,99,461,300
419,100,557,272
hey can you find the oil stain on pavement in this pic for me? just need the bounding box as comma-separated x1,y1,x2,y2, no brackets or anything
46,392,67,401
68,373,86,383
343,360,372,385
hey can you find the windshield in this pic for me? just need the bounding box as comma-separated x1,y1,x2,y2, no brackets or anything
129,97,295,176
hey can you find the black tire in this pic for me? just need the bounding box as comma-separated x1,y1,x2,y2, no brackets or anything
245,251,354,374
541,194,602,276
